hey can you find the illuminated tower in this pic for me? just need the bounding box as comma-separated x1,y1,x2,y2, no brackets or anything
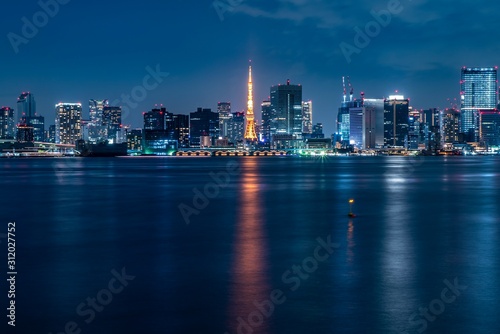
244,62,258,142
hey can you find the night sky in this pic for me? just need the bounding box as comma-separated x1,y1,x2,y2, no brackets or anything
1,0,498,135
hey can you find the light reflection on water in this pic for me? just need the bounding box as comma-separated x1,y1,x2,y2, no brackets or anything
0,156,499,333
227,158,270,334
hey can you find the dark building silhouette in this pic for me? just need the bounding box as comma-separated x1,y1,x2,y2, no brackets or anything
270,80,303,138
384,96,409,148
189,108,219,147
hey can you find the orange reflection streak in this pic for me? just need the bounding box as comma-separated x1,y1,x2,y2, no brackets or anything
227,158,269,334
347,219,355,263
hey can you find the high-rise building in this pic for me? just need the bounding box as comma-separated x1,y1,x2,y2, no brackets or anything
349,107,364,148
244,64,258,142
89,99,109,126
270,80,303,138
17,92,36,122
228,112,245,145
27,115,45,142
88,99,109,143
408,109,421,150
312,123,324,139
261,100,272,144
102,106,122,143
384,95,410,148
55,103,82,145
479,111,500,146
218,102,232,139
172,114,190,148
16,124,34,143
461,67,498,142
189,108,219,147
0,107,15,139
337,100,362,145
362,98,385,148
442,109,460,144
144,107,166,131
48,125,56,143
302,100,313,134
421,108,441,151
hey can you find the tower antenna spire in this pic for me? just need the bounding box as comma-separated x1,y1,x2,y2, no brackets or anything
244,60,258,142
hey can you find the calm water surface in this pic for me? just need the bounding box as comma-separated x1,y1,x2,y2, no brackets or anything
0,156,499,334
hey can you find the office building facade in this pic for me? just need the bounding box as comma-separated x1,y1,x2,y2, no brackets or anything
55,103,82,145
461,67,498,142
384,96,410,148
302,100,313,135
0,107,15,139
189,108,219,147
270,80,303,138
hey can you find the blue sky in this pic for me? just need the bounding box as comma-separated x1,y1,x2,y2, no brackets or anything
1,0,499,135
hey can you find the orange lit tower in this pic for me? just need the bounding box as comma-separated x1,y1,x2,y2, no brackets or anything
244,61,258,142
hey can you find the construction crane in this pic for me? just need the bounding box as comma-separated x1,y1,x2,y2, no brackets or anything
342,76,347,103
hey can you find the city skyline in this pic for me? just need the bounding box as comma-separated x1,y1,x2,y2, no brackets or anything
2,1,499,136
2,64,496,136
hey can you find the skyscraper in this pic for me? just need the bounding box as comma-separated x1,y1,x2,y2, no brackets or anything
337,100,362,145
460,67,498,142
143,107,166,131
189,108,219,147
102,106,122,143
244,64,258,142
55,103,82,145
384,95,410,148
88,99,109,143
89,99,109,125
270,80,303,138
0,107,15,139
302,100,313,134
261,100,272,144
17,92,36,122
349,107,364,148
28,115,45,142
228,112,245,145
479,111,500,146
218,102,232,139
442,109,460,144
363,99,385,149
173,114,190,148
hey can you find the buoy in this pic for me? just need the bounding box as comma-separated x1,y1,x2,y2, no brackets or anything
348,199,356,217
